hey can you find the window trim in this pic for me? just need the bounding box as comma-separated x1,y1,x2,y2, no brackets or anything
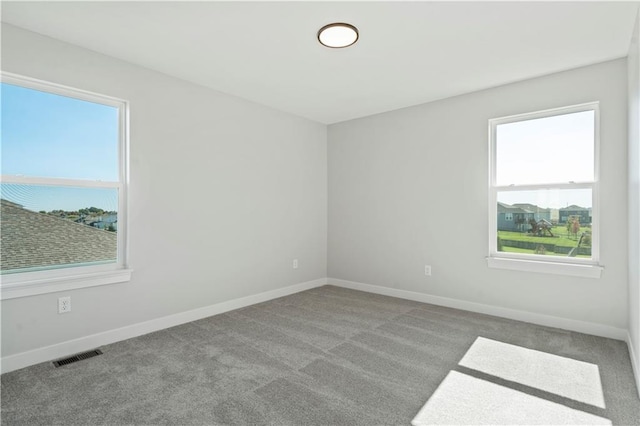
487,102,603,278
0,72,132,299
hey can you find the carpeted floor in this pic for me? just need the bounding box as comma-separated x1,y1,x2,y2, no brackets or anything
1,285,638,425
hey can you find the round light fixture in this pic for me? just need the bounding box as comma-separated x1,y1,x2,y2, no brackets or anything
317,23,359,48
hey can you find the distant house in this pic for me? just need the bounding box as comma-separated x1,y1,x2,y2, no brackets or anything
559,205,591,224
81,213,117,230
497,202,535,232
89,214,118,231
512,203,552,222
93,221,117,231
0,199,117,272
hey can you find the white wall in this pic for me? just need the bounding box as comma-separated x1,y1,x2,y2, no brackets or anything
1,25,327,358
328,59,629,331
1,22,634,374
628,9,640,392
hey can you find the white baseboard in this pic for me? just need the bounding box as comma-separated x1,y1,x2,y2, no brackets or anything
327,278,628,341
1,278,327,374
627,332,640,399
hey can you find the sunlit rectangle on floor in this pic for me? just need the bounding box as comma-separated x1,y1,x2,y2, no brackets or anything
411,371,611,426
459,337,605,408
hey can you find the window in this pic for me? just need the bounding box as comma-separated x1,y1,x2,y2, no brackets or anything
488,103,602,278
1,73,131,299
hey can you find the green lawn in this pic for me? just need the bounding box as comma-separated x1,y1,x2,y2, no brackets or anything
498,225,591,258
498,226,590,248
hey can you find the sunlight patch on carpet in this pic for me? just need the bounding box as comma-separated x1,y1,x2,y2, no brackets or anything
459,337,605,408
411,371,611,426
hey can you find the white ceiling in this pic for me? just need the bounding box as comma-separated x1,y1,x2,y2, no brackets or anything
2,1,639,124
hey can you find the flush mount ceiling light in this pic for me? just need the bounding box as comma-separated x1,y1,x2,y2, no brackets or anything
317,23,359,48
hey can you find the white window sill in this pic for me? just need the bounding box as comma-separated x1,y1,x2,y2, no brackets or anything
0,267,133,300
486,256,603,278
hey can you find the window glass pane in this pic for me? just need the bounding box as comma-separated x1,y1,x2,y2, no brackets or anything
496,188,592,259
496,110,594,186
1,83,118,181
1,184,118,273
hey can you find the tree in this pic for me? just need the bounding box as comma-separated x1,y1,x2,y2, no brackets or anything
566,216,580,240
571,218,580,239
566,215,580,239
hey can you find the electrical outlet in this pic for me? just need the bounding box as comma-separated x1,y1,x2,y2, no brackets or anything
58,296,71,314
424,265,432,276
293,259,299,269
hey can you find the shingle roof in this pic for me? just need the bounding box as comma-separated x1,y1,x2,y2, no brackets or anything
559,205,589,211
1,199,117,272
512,203,551,213
497,202,531,214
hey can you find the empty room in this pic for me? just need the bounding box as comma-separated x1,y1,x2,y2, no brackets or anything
1,1,639,425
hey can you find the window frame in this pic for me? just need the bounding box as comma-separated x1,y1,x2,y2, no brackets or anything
0,72,132,299
487,102,603,278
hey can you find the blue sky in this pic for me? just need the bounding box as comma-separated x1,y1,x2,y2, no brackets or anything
1,82,119,212
496,110,594,209
496,110,594,187
1,184,118,213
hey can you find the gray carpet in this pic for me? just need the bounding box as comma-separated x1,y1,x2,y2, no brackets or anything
1,285,638,425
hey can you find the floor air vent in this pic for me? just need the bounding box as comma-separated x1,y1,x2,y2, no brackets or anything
52,349,103,367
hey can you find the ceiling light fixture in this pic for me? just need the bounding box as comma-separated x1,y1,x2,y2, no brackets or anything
317,23,359,48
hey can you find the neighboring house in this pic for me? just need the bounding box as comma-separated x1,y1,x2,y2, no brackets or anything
0,199,117,271
89,214,118,230
512,203,552,222
79,213,118,230
497,202,535,232
559,205,591,224
91,221,117,231
102,213,117,224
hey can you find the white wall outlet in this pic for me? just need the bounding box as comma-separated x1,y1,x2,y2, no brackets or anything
58,296,71,314
424,265,432,276
293,259,299,269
